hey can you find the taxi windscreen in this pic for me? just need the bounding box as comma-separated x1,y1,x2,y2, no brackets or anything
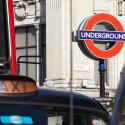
0,0,9,61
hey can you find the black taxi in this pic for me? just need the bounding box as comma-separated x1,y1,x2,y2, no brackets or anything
0,75,109,125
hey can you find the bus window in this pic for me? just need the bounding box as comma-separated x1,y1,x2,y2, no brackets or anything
0,0,9,61
0,0,16,74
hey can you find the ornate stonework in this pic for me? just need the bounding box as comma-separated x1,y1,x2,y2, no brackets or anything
13,0,41,26
118,0,123,16
15,0,29,20
117,0,125,16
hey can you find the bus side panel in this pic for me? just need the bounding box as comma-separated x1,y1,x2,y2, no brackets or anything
8,0,16,75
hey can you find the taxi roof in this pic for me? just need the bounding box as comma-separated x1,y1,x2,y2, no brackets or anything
0,87,109,122
0,87,106,112
0,75,108,118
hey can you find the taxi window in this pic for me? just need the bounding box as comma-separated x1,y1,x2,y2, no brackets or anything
0,104,108,125
48,115,107,125
47,112,107,125
0,104,47,125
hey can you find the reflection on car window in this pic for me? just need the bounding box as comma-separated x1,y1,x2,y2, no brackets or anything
47,113,107,125
48,116,63,125
91,117,106,125
0,104,108,125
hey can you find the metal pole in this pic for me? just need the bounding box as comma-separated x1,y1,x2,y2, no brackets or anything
69,0,73,125
35,24,40,86
99,59,105,97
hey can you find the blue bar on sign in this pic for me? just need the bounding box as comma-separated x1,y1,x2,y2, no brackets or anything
78,30,125,41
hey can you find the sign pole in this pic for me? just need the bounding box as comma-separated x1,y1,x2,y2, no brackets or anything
99,59,106,97
77,13,124,96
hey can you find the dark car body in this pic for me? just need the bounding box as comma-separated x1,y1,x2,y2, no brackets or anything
0,75,109,125
0,88,109,125
110,71,125,125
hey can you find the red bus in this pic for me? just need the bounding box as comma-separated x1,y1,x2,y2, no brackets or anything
0,0,16,74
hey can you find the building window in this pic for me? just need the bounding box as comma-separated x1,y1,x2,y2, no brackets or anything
15,26,37,81
39,24,46,84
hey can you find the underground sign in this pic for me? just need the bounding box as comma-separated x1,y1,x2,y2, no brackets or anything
77,13,124,60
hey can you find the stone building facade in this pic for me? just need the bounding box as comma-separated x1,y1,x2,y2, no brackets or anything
13,0,46,85
13,0,125,97
45,0,125,97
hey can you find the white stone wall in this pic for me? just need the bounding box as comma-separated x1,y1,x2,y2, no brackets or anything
13,0,125,96
46,0,95,87
46,0,125,96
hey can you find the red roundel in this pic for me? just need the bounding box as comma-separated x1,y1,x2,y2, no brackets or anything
79,13,124,59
